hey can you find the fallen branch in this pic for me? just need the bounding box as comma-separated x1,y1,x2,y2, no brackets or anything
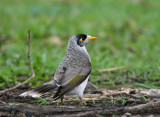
124,100,160,113
99,66,125,72
0,100,160,116
0,30,35,94
97,100,160,116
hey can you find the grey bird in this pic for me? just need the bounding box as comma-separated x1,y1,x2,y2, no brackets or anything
20,34,97,105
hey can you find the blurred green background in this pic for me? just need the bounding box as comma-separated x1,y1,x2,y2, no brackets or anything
0,0,160,89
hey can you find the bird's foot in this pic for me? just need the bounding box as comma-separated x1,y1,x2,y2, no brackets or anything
61,97,64,106
80,99,87,105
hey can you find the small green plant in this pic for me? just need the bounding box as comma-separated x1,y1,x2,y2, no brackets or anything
112,115,120,117
92,98,96,104
105,96,129,105
34,97,52,105
136,94,147,101
115,96,129,105
56,100,61,106
10,102,20,104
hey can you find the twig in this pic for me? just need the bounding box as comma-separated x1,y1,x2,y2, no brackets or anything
99,66,125,72
88,82,98,90
0,100,6,104
0,30,35,94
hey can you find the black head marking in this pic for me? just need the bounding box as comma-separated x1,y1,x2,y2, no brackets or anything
76,34,87,46
76,34,87,40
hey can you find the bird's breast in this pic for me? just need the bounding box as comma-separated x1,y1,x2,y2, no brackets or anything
65,46,91,68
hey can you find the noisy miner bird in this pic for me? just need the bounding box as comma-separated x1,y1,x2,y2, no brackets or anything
20,34,97,105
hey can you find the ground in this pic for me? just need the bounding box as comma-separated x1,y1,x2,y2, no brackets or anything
0,0,160,116
0,86,160,117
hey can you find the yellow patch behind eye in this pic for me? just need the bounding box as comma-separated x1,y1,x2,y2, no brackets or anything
80,38,83,42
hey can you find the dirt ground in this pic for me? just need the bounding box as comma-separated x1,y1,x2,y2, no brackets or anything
0,86,160,117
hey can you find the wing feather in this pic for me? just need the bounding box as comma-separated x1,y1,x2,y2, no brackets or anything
53,68,91,100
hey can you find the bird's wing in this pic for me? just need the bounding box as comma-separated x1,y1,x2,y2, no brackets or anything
53,65,91,100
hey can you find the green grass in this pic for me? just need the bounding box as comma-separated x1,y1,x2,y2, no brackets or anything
0,0,160,89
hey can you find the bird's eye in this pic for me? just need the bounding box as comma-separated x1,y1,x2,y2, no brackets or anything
80,38,83,42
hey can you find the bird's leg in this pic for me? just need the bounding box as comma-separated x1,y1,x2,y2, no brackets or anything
61,96,64,105
80,98,87,105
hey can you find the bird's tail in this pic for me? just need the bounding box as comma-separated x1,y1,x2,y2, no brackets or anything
19,80,57,98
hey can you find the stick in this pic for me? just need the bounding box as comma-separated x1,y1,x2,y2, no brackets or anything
88,82,98,90
0,30,35,94
99,66,125,72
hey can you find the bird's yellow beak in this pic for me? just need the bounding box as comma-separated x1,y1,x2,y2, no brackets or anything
88,36,97,40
